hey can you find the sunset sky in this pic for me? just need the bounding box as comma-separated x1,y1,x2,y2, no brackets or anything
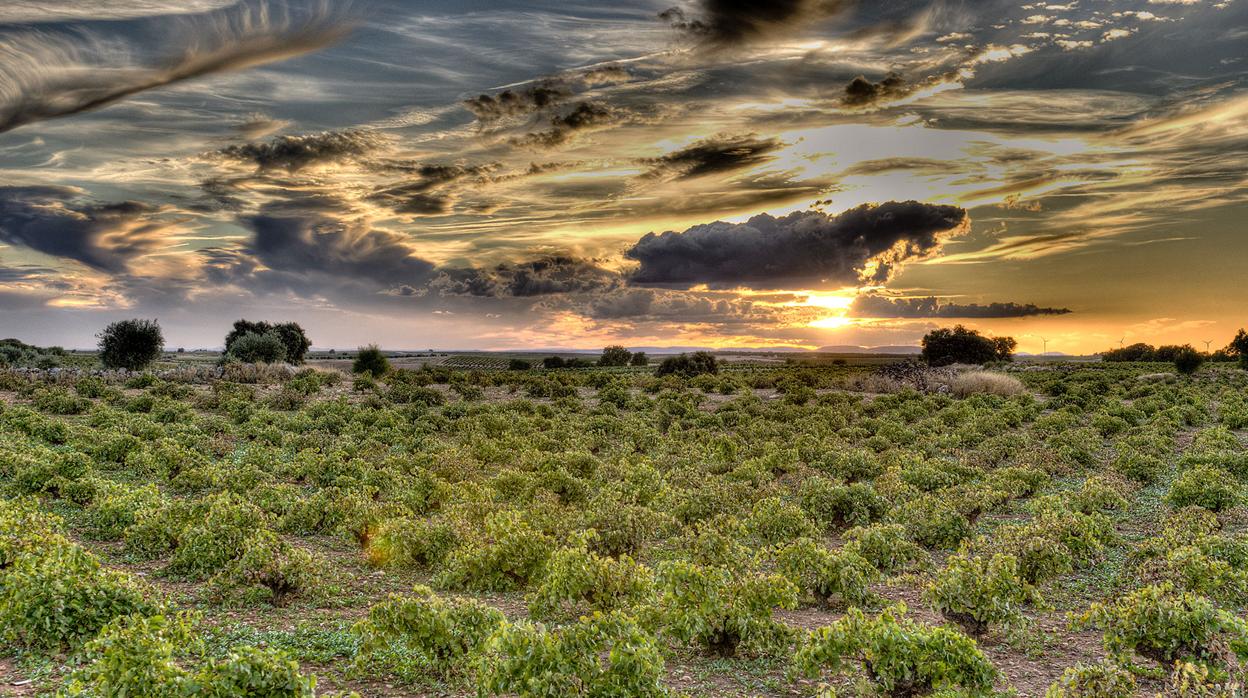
0,0,1244,353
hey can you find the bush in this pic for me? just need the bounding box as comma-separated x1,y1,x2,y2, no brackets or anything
597,345,633,367
921,325,1013,366
208,531,322,607
655,351,718,378
508,358,531,371
1167,466,1240,512
528,541,652,620
631,351,648,366
478,612,667,698
433,512,553,592
951,371,1025,397
1174,346,1206,376
926,553,1038,636
775,538,879,607
224,320,311,364
1045,661,1136,698
793,605,998,697
97,319,163,370
351,585,505,682
226,331,287,364
649,561,797,657
843,524,928,574
0,544,156,649
1074,583,1248,669
353,345,390,377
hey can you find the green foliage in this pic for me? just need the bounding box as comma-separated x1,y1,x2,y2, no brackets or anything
921,325,1013,366
1074,583,1248,669
1174,346,1206,375
166,493,272,579
224,320,312,364
598,345,633,367
478,612,667,698
351,585,505,682
1167,465,1240,512
799,477,886,529
654,351,718,378
648,561,797,657
208,531,323,607
97,318,164,370
434,511,554,591
774,537,879,607
528,540,653,620
353,345,390,377
1045,661,1137,698
793,605,998,697
843,523,928,574
226,331,288,364
926,553,1039,636
744,496,816,545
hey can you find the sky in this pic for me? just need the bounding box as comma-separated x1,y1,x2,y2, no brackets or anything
0,0,1244,353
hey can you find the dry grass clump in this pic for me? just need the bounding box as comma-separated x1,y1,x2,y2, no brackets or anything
950,371,1025,397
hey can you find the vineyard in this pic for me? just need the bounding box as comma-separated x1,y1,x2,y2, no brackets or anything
1,361,1247,696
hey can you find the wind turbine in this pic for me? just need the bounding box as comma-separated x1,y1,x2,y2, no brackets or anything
1203,340,1213,352
1118,337,1125,348
1040,337,1050,355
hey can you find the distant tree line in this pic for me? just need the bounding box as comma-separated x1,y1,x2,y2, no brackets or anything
1102,334,1248,367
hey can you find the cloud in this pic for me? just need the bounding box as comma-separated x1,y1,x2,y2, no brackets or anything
843,73,909,106
625,201,969,289
848,293,1072,318
218,129,383,172
367,163,496,216
432,257,621,298
462,67,632,122
0,0,353,134
516,101,622,148
0,186,171,272
640,133,784,180
659,0,852,48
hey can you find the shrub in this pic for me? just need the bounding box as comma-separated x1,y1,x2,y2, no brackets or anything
649,561,797,657
1045,661,1136,698
434,511,553,592
351,585,505,682
926,553,1039,636
793,605,998,697
508,358,531,371
166,494,271,580
921,325,1013,366
227,331,289,364
598,345,632,367
208,531,322,607
224,320,311,364
655,351,718,378
353,345,390,377
528,541,653,620
1167,466,1240,512
799,478,886,530
951,371,1025,397
478,612,667,698
775,538,879,607
1074,583,1248,669
745,496,816,545
1174,346,1206,376
631,351,648,366
843,524,928,574
97,319,164,370
364,517,457,570
0,544,156,649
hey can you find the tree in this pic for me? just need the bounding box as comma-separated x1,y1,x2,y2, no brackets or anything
920,326,1010,366
598,345,632,367
1228,330,1248,370
655,351,718,377
630,351,649,366
224,320,311,364
1103,343,1156,362
1154,345,1185,363
97,319,164,371
226,332,287,364
353,345,390,377
542,356,566,369
508,359,532,371
1173,346,1205,376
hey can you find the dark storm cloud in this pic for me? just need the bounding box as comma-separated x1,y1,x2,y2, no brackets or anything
0,186,168,272
432,257,620,298
625,201,969,289
366,163,496,216
463,67,632,122
517,101,621,148
660,0,853,48
218,129,382,172
0,0,352,134
848,293,1072,319
843,73,909,106
640,134,784,180
585,288,786,325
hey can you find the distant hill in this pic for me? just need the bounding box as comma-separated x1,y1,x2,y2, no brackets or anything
816,345,921,355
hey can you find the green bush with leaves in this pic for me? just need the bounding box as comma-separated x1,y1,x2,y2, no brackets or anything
792,605,998,697
351,585,505,683
1044,661,1137,698
477,611,668,698
434,511,554,591
97,318,164,371
528,540,653,620
1073,583,1248,670
166,493,272,579
648,561,797,657
843,523,928,574
353,345,390,377
364,516,457,570
0,543,156,649
1166,465,1240,512
774,537,878,608
925,553,1039,636
799,477,887,530
208,531,323,607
